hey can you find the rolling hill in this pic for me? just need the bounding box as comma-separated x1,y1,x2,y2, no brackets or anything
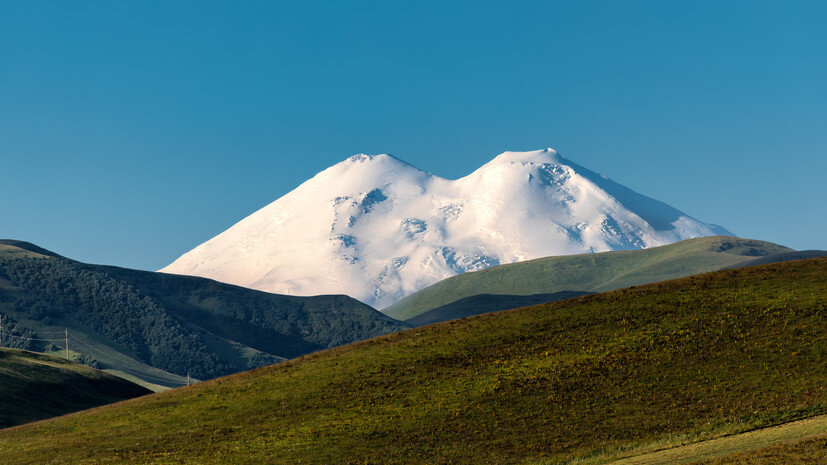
0,258,822,463
0,241,408,388
383,235,809,321
0,348,150,428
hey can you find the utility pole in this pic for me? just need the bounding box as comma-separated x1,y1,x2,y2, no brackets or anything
65,328,69,360
187,372,191,387
0,314,3,348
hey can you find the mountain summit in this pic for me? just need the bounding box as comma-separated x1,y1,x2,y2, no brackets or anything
160,149,730,308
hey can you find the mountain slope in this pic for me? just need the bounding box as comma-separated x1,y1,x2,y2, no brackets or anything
384,235,793,321
161,149,729,308
0,241,407,387
0,348,150,428
1,258,823,464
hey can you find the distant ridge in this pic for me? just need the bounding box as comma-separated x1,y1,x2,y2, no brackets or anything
385,235,793,321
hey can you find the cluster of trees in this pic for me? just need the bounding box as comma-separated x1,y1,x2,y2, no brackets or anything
101,267,408,358
0,313,38,351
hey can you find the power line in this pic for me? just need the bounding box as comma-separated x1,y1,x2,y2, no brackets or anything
67,338,145,365
127,373,191,385
66,338,192,385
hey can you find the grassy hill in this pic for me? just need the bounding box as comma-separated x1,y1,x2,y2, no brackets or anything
0,241,408,388
0,258,822,464
0,348,150,428
383,236,804,321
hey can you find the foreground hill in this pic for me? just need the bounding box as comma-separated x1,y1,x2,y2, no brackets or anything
0,348,149,428
0,258,823,464
384,235,800,321
161,149,729,308
0,241,407,387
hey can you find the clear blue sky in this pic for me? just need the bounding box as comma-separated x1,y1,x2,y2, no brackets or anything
2,1,825,270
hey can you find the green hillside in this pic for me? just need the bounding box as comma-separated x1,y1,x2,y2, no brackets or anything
0,348,150,428
0,241,408,388
0,258,823,464
383,236,797,321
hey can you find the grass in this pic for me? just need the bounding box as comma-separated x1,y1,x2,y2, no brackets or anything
691,435,826,464
576,414,826,464
0,257,823,464
383,236,794,321
0,244,49,260
0,348,150,428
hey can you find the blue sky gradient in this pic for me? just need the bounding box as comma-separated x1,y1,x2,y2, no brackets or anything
1,1,825,270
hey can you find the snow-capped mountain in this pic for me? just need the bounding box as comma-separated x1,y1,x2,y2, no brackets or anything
160,149,730,309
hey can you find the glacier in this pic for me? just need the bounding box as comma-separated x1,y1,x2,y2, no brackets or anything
160,149,730,309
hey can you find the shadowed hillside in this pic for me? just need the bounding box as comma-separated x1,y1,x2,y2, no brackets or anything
0,348,150,428
0,241,408,387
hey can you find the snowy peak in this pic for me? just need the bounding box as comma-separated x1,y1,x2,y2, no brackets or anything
485,148,562,166
335,153,420,173
161,148,731,309
301,153,431,195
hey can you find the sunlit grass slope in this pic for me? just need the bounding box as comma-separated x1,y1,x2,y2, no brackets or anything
691,434,826,464
383,236,794,321
592,415,826,464
0,348,150,428
0,258,824,464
